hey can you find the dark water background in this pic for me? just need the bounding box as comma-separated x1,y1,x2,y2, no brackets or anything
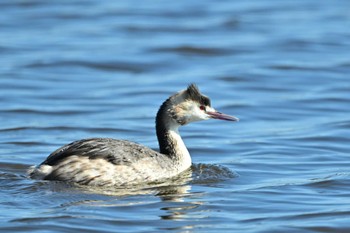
1,0,350,232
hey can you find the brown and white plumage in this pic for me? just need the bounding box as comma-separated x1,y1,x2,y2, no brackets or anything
28,84,238,186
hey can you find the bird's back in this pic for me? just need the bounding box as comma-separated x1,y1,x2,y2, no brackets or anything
29,138,179,186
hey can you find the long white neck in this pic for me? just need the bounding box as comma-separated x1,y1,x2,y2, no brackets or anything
155,99,192,172
166,126,191,170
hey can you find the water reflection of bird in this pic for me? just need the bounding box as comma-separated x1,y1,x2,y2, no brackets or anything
28,84,238,186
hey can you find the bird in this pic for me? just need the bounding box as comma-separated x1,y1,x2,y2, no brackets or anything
28,84,239,186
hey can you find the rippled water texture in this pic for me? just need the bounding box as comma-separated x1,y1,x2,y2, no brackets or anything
1,1,350,232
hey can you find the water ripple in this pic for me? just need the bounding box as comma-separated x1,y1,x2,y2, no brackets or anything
151,46,233,56
24,60,160,73
0,126,136,134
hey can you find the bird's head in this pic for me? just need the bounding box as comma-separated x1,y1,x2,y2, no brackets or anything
167,84,239,126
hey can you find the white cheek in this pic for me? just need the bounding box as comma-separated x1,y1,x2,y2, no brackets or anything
189,106,210,122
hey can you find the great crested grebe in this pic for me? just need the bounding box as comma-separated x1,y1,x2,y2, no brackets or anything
28,84,238,186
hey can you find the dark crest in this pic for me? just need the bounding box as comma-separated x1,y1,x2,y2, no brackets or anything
186,84,211,106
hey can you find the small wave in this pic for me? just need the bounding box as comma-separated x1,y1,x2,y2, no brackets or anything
338,62,350,68
151,46,231,56
122,25,205,33
1,108,94,115
25,60,157,73
0,126,135,134
0,171,23,180
268,64,334,71
327,120,350,129
1,141,45,146
191,163,238,184
10,215,73,223
217,75,247,82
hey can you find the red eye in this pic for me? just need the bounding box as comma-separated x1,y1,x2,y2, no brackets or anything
200,105,206,111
